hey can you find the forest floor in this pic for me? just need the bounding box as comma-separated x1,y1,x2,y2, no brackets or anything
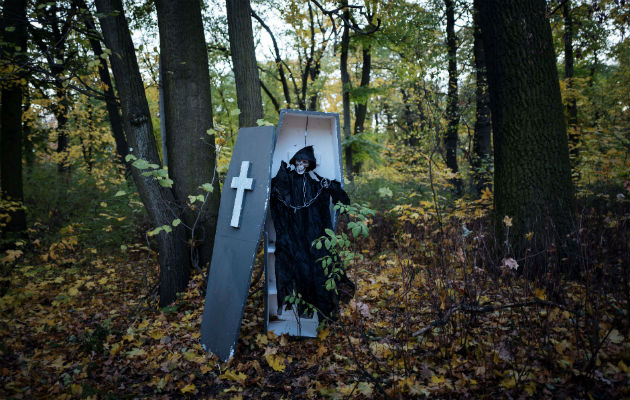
1,202,629,399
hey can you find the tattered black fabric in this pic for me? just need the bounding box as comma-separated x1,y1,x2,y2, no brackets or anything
270,156,353,319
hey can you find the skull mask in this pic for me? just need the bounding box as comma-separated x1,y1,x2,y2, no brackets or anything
295,159,309,175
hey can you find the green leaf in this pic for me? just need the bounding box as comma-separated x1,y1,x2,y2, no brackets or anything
230,108,241,116
148,227,163,236
315,241,322,250
158,178,173,187
125,154,137,162
188,195,198,204
163,225,172,233
132,159,150,170
196,194,205,202
201,183,213,192
172,218,181,227
114,190,126,197
256,119,274,126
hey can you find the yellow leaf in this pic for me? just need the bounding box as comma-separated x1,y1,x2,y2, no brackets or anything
1,249,23,263
317,328,329,341
109,343,122,356
535,288,546,300
53,276,64,283
180,383,196,394
149,330,164,340
68,287,80,296
98,277,108,285
431,375,445,384
137,320,149,329
71,384,82,396
618,360,629,373
219,369,247,383
608,329,625,344
500,376,516,389
126,348,146,357
256,334,268,346
266,354,286,372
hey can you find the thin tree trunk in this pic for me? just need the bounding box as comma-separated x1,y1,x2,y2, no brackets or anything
477,0,575,268
95,0,191,306
226,0,263,127
353,44,372,174
73,0,129,166
54,82,70,174
444,0,461,193
340,2,353,180
155,0,220,272
472,0,492,196
563,1,579,170
0,0,27,237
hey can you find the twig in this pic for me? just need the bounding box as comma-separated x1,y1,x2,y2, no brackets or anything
412,298,573,337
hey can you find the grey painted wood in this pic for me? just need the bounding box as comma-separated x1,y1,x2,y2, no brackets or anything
201,126,275,361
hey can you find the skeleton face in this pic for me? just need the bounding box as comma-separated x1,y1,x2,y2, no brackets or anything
295,159,309,175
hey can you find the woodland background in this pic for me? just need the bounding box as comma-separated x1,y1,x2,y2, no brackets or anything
0,0,629,398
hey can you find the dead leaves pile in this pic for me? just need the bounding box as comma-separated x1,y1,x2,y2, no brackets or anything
1,217,629,399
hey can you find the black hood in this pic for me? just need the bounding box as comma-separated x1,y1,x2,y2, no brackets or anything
289,146,316,171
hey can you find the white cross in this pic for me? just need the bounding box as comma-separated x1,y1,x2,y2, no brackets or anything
230,161,254,228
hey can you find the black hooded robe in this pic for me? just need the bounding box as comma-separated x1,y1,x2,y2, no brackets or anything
270,146,353,319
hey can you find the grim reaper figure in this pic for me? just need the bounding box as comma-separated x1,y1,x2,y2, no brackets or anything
270,146,354,319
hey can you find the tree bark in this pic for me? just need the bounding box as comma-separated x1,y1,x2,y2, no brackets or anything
95,0,191,306
155,0,220,272
73,0,128,166
563,1,579,169
444,0,461,193
0,0,28,237
226,0,263,127
477,0,575,266
340,2,353,180
354,46,371,134
472,0,492,196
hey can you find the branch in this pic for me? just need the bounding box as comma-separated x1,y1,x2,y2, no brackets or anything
260,79,281,114
412,299,573,337
251,9,292,107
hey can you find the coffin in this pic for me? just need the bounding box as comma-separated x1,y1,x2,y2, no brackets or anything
264,109,344,337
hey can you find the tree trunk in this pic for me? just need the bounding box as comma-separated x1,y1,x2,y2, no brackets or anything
444,0,461,193
226,0,263,127
477,0,575,266
472,0,492,196
340,2,353,181
74,0,129,166
155,0,220,272
54,83,70,174
563,1,579,169
353,44,372,173
95,0,191,306
0,0,28,238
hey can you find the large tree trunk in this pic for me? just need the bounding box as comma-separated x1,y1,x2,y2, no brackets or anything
0,0,28,238
74,0,129,166
444,0,461,193
563,1,579,170
477,0,575,266
155,0,220,271
340,2,353,180
471,0,492,196
226,0,263,127
95,0,191,306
